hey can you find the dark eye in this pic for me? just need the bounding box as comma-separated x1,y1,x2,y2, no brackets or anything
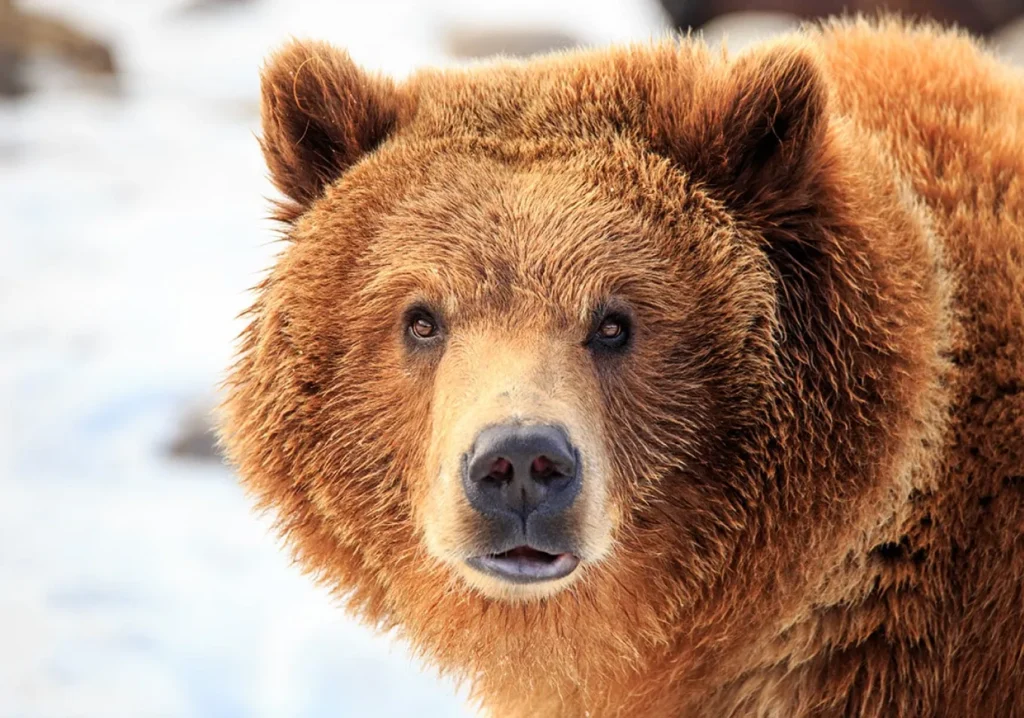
589,312,631,352
411,316,437,339
598,317,624,340
405,307,443,345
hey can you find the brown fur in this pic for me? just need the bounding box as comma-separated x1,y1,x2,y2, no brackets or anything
220,16,1024,717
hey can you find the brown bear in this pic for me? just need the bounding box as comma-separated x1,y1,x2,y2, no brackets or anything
219,16,1024,718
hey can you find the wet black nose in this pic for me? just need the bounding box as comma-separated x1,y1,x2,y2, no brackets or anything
462,424,581,521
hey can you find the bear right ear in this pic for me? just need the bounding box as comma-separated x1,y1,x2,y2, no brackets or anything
652,43,829,219
260,40,401,216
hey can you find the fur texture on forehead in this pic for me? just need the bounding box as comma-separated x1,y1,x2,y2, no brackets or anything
221,16,1024,718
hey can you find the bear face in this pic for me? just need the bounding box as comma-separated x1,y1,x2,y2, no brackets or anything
271,143,783,602
222,34,945,709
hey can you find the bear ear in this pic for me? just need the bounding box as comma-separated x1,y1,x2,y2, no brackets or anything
660,44,829,215
260,40,401,215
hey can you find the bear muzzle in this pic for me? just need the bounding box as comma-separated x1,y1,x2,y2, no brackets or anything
461,423,582,583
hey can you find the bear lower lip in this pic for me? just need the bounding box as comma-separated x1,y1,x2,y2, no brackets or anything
467,547,580,584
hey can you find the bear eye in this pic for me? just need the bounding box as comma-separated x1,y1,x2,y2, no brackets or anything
405,306,443,346
411,316,437,339
598,318,624,340
588,312,631,352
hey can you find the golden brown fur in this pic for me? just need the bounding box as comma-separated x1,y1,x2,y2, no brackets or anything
220,16,1024,717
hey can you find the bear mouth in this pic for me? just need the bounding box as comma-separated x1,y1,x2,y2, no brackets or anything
467,546,580,584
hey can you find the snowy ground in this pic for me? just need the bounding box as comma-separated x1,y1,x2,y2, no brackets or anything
3,2,1022,717
0,1,669,717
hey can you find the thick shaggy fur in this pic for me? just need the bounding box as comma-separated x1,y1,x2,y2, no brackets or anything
220,17,1024,718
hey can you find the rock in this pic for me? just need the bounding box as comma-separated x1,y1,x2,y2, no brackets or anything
992,15,1024,66
658,0,1023,37
0,0,118,97
173,0,260,18
0,47,26,98
167,404,223,463
697,12,799,52
442,25,581,60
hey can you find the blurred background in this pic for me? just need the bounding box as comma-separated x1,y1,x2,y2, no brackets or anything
1,1,1021,716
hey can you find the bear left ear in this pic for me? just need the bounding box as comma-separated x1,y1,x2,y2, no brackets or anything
260,40,402,215
656,44,829,215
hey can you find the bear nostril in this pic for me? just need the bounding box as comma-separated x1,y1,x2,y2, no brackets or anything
487,457,513,484
530,456,559,482
463,423,581,520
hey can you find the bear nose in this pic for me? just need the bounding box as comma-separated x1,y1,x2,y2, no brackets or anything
463,424,580,521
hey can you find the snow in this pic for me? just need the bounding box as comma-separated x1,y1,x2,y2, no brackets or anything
0,1,669,716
